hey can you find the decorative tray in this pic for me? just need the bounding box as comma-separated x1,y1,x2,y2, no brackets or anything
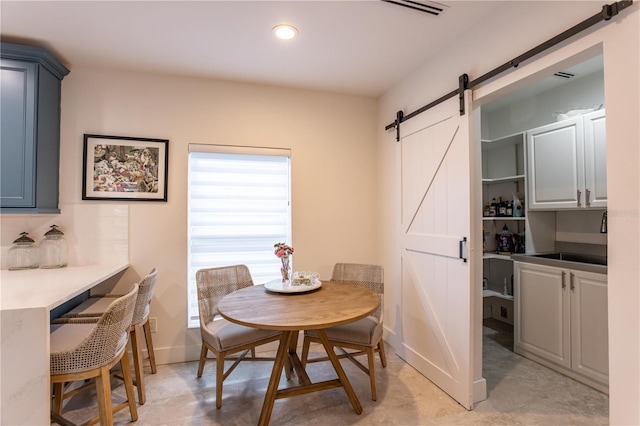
264,279,322,294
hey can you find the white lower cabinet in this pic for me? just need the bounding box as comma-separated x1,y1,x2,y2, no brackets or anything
514,262,608,393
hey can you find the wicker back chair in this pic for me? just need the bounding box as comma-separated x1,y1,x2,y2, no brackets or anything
196,264,281,409
50,283,139,426
301,262,387,400
58,268,159,405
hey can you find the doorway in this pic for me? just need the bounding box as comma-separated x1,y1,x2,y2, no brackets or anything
478,52,608,396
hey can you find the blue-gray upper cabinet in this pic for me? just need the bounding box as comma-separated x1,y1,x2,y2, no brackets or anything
1,43,69,213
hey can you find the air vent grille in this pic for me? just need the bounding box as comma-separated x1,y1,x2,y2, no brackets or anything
381,0,449,16
554,71,575,79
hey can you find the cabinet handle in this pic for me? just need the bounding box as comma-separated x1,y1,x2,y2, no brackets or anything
586,189,591,207
561,271,566,289
577,189,582,206
570,272,575,291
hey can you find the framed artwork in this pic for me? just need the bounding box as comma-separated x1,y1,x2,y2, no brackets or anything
82,134,169,201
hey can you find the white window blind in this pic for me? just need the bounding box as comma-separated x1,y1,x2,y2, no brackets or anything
187,144,291,327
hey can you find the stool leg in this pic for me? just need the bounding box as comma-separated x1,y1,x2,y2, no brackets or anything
95,365,114,426
131,324,146,405
120,350,139,421
143,318,157,374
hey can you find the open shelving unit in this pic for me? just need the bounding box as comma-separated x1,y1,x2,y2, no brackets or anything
481,132,525,325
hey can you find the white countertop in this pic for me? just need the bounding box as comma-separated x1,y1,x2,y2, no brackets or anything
0,262,129,311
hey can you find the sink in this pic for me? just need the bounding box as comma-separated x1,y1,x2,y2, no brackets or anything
528,252,607,266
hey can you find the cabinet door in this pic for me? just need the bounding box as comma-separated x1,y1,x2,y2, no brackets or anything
0,59,36,208
583,110,607,208
514,262,571,368
527,118,584,210
570,270,608,384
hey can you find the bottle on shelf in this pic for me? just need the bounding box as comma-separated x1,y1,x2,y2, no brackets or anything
512,192,524,217
489,198,498,217
498,199,507,217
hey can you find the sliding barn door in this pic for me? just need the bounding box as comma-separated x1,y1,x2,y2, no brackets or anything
397,95,474,409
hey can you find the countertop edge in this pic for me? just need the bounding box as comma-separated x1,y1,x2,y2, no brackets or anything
511,254,607,275
1,262,130,311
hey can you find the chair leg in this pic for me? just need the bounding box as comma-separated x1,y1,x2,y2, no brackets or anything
284,353,292,380
120,350,139,422
300,336,311,368
131,324,146,405
143,318,157,374
216,353,224,409
378,339,387,368
52,382,64,414
95,365,114,426
197,344,208,377
367,346,377,401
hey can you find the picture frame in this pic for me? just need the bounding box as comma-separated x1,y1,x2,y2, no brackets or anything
82,134,169,201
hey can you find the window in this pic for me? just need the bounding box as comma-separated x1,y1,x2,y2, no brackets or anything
187,144,291,327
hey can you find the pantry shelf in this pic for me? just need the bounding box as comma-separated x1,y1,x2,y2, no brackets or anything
482,174,525,184
483,252,513,261
483,289,514,301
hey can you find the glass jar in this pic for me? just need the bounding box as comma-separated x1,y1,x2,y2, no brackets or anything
39,225,68,269
8,232,39,270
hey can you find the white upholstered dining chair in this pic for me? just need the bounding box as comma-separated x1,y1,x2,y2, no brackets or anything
196,264,281,409
301,262,387,400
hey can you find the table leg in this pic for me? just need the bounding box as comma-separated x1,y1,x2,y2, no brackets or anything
316,329,363,415
258,330,294,426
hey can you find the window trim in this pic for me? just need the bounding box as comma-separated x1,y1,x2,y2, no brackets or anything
187,143,292,328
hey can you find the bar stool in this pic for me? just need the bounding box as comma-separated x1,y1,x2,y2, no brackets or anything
59,268,158,404
50,283,139,426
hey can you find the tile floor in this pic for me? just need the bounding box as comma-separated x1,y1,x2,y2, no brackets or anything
55,320,608,425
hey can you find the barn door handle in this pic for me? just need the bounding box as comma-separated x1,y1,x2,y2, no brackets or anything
459,237,467,263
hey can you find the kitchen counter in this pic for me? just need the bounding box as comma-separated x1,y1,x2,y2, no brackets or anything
0,262,129,425
1,262,129,310
511,253,607,274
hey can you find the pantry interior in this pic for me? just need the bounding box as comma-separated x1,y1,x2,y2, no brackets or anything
480,53,607,341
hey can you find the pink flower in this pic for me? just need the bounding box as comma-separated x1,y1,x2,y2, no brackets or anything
274,242,294,258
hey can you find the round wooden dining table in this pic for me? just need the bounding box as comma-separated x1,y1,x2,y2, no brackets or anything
217,280,379,426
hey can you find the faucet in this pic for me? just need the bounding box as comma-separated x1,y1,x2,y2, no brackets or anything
600,210,607,233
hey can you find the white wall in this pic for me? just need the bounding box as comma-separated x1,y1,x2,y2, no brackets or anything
3,68,379,363
482,71,604,140
377,2,639,425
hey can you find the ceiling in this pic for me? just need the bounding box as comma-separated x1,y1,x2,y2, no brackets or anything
0,1,505,97
483,54,604,112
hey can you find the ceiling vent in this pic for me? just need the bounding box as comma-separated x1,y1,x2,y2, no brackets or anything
381,0,449,16
554,71,575,79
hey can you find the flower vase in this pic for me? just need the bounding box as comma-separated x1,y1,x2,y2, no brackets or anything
281,257,291,282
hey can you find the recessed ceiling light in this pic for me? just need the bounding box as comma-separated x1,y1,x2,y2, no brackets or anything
272,24,298,40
